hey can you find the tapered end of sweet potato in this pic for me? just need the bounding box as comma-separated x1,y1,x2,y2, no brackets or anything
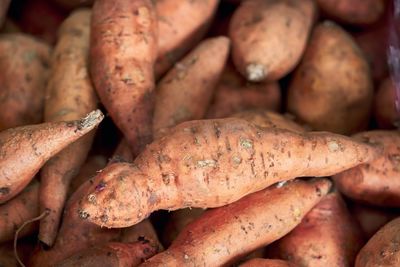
76,109,104,131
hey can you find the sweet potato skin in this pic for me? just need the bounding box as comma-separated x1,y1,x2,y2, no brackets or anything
0,33,51,131
333,130,400,207
155,0,218,78
78,118,381,228
90,0,157,156
140,179,331,266
287,21,373,135
267,191,364,267
355,217,400,267
153,37,230,138
39,8,98,247
316,0,385,25
240,258,297,267
230,0,315,82
374,78,399,129
0,180,39,243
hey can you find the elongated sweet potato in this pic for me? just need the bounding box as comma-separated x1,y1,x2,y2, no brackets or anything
90,0,157,156
0,33,51,131
240,258,297,267
155,0,218,78
267,191,364,267
140,178,331,266
232,110,305,133
333,130,400,207
0,180,39,243
153,36,230,138
39,8,98,247
206,65,281,119
78,118,381,228
287,21,373,135
55,241,159,267
316,0,385,25
374,78,399,129
0,110,103,204
355,217,400,267
230,0,315,82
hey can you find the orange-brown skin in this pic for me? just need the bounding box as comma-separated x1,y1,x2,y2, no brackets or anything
0,0,10,27
155,0,219,78
240,258,297,267
153,37,230,138
355,217,400,267
55,241,159,267
232,110,305,133
140,179,331,266
39,9,98,247
334,130,400,207
0,110,103,204
0,33,51,131
121,219,164,252
206,65,281,119
230,0,315,82
267,191,364,267
78,118,381,228
0,180,39,243
316,0,385,25
374,78,399,129
287,21,373,135
90,0,157,156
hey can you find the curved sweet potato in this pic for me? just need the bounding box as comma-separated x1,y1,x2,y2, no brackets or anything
333,130,400,207
78,118,381,228
90,0,157,156
230,0,315,81
287,21,373,135
355,217,400,267
374,78,399,129
140,178,331,266
240,258,297,267
0,33,51,131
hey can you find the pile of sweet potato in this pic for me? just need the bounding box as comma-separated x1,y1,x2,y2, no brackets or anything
0,0,399,266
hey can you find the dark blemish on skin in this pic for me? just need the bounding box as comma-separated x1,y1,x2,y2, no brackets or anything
0,187,10,195
316,187,322,197
95,182,106,192
78,210,90,219
107,252,112,257
100,214,108,223
66,122,75,127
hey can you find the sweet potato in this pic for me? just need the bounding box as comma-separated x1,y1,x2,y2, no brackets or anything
205,65,281,119
374,78,399,129
140,178,331,266
120,219,164,252
78,118,381,228
39,8,98,247
333,130,400,207
355,217,400,267
153,36,230,138
0,109,103,204
0,33,51,131
155,0,218,78
0,0,10,27
90,0,157,156
267,191,364,267
232,110,305,133
0,180,39,243
316,0,385,25
287,21,373,135
55,241,159,267
230,0,316,82
240,258,297,267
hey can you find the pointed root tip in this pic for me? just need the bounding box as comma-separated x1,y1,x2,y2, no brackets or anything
78,109,104,130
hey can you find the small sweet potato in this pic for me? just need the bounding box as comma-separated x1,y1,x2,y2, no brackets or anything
355,217,400,267
0,110,103,204
78,118,381,228
90,0,157,156
0,33,51,131
205,65,281,119
316,0,385,25
55,241,158,267
140,178,331,266
374,78,399,129
333,130,400,207
230,0,316,81
155,0,218,78
287,21,373,135
153,36,230,138
267,191,364,267
0,180,39,243
240,258,297,267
